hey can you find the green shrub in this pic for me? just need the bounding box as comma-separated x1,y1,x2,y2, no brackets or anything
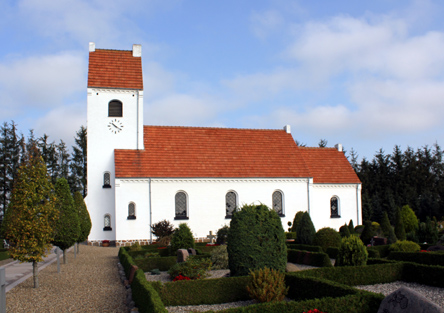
135,256,176,272
286,244,323,252
366,247,380,258
118,247,137,278
290,211,304,232
417,217,439,244
400,205,419,234
313,227,342,252
296,212,316,245
0,251,9,261
287,249,332,267
216,225,229,245
227,204,287,276
380,211,397,244
371,244,391,258
326,247,339,259
335,236,368,267
129,242,142,252
354,225,365,234
360,220,374,245
389,240,420,253
170,223,195,254
339,224,351,238
246,267,289,303
210,245,228,269
168,257,212,280
348,219,355,235
395,207,406,241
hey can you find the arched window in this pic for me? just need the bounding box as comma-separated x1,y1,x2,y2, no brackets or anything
108,100,123,117
103,172,111,188
128,202,136,220
104,214,112,231
175,192,188,220
272,190,284,216
330,196,340,218
225,191,237,218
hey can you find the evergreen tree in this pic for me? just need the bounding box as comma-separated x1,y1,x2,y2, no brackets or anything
52,178,80,264
57,140,70,181
339,223,350,238
290,211,304,232
380,211,397,244
348,219,355,235
360,220,374,245
1,152,58,288
395,207,406,241
74,191,91,251
296,212,316,245
69,126,87,197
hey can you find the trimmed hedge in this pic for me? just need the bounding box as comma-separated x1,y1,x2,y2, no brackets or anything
157,276,251,306
366,248,380,259
287,249,332,267
387,251,444,266
367,258,399,265
294,263,404,286
209,293,384,313
131,269,167,313
118,247,137,277
402,262,444,287
136,256,177,272
286,244,323,252
369,245,391,258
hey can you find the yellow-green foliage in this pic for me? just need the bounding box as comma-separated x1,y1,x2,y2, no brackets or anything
2,154,58,263
211,245,228,269
400,205,419,233
129,242,142,252
389,240,421,252
246,267,289,303
335,235,368,267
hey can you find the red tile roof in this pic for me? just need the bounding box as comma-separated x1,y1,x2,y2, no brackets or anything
298,147,361,183
115,126,311,178
88,49,143,90
114,126,360,184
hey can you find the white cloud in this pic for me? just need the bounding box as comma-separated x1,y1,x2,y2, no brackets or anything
145,94,221,127
250,10,285,40
0,52,84,118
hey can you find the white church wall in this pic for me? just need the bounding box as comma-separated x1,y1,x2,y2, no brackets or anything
309,184,362,232
87,88,143,242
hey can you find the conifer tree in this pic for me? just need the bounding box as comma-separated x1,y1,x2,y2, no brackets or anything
395,207,406,241
1,152,58,288
360,220,374,245
296,212,316,245
69,126,87,197
52,178,80,264
380,211,397,244
290,211,304,232
348,219,355,235
339,223,350,238
74,191,91,252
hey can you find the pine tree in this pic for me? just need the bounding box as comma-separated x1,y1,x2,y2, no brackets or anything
52,178,80,264
296,212,316,245
69,126,87,197
348,219,355,235
395,207,406,241
1,151,58,288
74,191,91,252
290,211,304,232
380,211,397,244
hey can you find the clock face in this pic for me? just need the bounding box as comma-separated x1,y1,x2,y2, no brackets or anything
108,119,124,134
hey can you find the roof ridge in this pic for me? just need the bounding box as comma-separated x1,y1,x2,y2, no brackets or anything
92,48,132,52
143,125,286,132
299,146,338,150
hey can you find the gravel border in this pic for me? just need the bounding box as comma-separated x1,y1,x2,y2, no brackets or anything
6,245,128,313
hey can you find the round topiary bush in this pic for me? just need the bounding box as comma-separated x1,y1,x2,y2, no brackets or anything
339,224,351,238
227,204,287,276
313,227,342,252
389,240,421,253
335,235,368,267
170,223,195,254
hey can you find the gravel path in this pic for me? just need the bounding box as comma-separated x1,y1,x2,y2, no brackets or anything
6,245,127,313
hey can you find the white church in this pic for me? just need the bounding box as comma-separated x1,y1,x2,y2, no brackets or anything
86,43,362,247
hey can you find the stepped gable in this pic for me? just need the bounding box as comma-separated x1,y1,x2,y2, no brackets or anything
115,125,311,178
298,146,361,184
87,48,143,90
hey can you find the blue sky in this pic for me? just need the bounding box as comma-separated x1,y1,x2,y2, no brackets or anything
1,0,444,161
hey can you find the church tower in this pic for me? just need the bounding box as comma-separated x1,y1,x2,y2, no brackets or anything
86,42,144,244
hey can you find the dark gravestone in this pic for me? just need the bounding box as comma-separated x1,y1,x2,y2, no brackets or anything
377,286,443,313
372,236,387,246
177,249,189,263
187,248,197,256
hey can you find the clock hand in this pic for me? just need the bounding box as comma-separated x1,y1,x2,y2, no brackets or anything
111,123,122,130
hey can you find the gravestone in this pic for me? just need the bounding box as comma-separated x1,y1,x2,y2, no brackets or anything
377,286,443,313
372,236,387,246
177,249,189,263
187,248,197,256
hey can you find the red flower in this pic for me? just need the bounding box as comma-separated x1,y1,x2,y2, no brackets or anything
157,247,167,249
303,309,326,313
173,275,191,281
